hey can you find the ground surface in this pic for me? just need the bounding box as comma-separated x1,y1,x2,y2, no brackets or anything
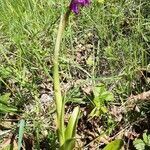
0,0,150,149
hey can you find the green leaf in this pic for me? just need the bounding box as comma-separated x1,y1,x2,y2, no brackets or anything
0,103,17,113
143,133,148,144
0,67,11,79
93,84,114,105
89,107,101,117
0,93,17,114
143,133,150,146
147,135,150,146
93,84,105,97
18,119,25,150
93,96,102,107
0,93,11,104
86,55,94,66
101,91,114,101
133,139,145,150
101,106,108,113
64,106,80,149
103,139,124,150
65,106,80,139
60,138,75,150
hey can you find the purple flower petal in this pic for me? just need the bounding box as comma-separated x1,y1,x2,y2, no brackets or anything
70,0,90,14
70,2,79,14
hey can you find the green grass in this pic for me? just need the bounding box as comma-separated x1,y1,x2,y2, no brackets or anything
0,0,149,149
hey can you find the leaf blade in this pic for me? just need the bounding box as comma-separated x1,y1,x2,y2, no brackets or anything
103,139,124,150
18,119,25,150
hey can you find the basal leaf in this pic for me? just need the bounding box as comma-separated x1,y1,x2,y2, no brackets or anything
103,139,124,150
65,106,80,140
63,107,80,150
60,138,75,150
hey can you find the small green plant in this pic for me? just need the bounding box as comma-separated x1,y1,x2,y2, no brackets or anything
0,93,17,114
133,132,150,150
90,83,114,117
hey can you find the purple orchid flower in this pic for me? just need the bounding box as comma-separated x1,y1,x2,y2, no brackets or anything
70,0,90,14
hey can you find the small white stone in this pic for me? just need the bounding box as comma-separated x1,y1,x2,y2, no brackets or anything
40,94,53,104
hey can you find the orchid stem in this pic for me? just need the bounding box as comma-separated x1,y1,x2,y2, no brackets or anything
53,10,70,146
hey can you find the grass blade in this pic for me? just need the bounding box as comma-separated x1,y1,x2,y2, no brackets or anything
18,119,25,150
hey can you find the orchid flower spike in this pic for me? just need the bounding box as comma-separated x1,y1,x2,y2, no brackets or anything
70,0,90,14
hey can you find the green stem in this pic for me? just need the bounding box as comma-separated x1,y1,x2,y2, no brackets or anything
53,10,70,146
